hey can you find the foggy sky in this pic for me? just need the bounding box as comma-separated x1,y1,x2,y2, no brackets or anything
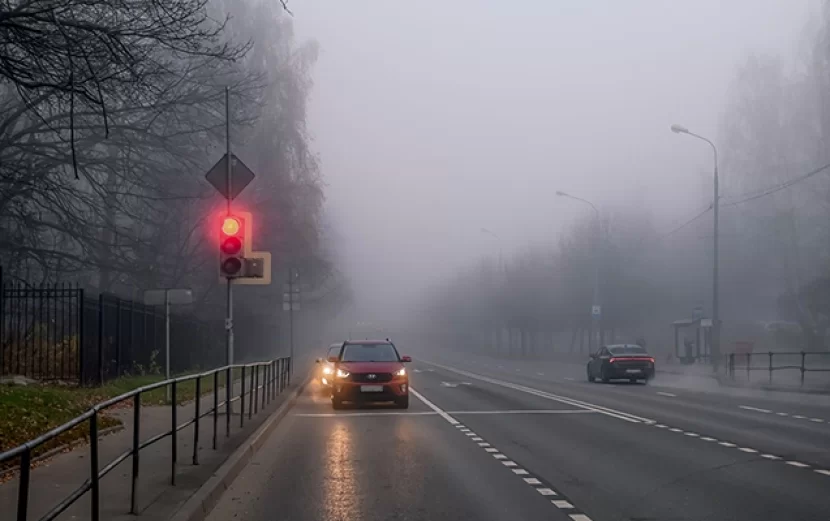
292,1,818,322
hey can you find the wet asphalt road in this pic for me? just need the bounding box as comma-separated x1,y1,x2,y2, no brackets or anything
205,355,830,521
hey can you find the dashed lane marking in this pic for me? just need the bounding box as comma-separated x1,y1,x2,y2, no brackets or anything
740,405,828,425
786,461,809,468
657,392,677,397
815,469,830,476
739,405,771,414
410,385,594,520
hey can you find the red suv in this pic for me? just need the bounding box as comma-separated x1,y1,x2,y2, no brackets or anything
327,340,412,409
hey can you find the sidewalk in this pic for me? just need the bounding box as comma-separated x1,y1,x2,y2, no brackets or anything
0,372,297,521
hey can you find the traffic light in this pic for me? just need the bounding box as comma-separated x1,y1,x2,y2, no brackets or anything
219,214,247,278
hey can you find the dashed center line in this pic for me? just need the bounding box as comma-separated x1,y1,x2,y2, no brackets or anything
739,404,828,425
739,405,771,413
410,385,594,520
656,392,677,397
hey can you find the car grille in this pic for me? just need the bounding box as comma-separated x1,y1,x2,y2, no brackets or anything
351,372,393,383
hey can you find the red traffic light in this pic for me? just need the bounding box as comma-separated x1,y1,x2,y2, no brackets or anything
221,236,242,255
222,217,241,236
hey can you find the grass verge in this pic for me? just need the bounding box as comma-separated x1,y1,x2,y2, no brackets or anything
0,368,242,471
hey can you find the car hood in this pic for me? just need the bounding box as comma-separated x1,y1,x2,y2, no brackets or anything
338,361,404,373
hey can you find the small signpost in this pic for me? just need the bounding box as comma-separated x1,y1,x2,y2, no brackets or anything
592,305,601,319
144,289,193,402
204,154,256,201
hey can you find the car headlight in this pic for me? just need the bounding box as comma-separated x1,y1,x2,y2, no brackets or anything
336,368,350,378
322,366,334,375
394,367,406,377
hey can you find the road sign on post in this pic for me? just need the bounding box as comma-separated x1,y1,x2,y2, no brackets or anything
205,154,256,201
144,289,193,402
592,305,601,318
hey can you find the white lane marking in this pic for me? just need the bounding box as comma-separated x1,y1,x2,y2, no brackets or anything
669,428,683,433
461,382,473,385
655,424,667,428
815,469,830,476
448,409,595,415
739,405,772,414
700,437,717,442
761,454,781,460
422,360,654,424
410,387,458,425
810,418,824,423
570,515,593,521
413,369,423,373
471,437,483,441
564,377,576,381
657,392,677,397
296,412,437,417
485,448,499,453
478,442,491,447
537,488,558,496
441,382,459,388
524,478,542,485
493,454,507,459
719,442,736,447
684,432,700,437
465,432,477,436
502,460,518,467
793,415,806,419
738,447,758,453
776,412,788,416
553,500,574,509
786,461,809,468
512,469,529,475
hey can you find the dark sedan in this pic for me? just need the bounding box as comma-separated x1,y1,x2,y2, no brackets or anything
587,344,655,383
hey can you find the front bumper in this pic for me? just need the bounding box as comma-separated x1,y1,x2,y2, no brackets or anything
332,380,409,402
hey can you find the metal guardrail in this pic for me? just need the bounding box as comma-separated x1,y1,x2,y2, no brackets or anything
0,357,292,521
726,351,830,385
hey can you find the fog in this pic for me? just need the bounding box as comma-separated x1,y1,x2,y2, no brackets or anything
294,1,816,330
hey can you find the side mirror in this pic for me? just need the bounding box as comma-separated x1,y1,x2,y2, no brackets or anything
327,355,339,363
401,355,412,363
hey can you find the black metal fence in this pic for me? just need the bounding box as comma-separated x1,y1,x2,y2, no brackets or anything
0,357,292,521
725,351,830,385
1,275,224,385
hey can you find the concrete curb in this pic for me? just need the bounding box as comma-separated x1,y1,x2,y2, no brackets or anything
169,373,311,521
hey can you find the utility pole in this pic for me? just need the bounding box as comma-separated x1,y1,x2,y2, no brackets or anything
225,86,234,371
287,268,296,377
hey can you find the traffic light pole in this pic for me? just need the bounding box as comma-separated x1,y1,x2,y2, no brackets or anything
225,86,235,377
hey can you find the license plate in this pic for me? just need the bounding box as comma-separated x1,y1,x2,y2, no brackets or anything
360,385,383,392
625,369,642,374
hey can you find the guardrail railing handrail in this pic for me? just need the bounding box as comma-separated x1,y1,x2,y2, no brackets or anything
725,350,830,386
0,356,292,521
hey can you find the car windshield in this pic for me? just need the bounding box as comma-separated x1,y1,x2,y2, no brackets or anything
608,345,648,355
341,343,399,362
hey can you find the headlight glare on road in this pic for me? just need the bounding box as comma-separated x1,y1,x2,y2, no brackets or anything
336,368,350,378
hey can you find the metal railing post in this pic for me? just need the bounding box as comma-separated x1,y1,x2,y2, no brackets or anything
17,448,31,521
130,394,141,514
253,365,259,417
171,380,177,485
801,351,806,386
213,371,218,450
746,353,751,381
90,413,100,521
262,364,267,409
240,366,246,428
225,367,231,438
193,377,201,465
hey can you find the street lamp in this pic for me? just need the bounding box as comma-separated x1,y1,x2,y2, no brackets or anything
556,191,602,352
670,123,720,366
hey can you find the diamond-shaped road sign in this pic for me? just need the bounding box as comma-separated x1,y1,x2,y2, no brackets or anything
205,153,256,200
